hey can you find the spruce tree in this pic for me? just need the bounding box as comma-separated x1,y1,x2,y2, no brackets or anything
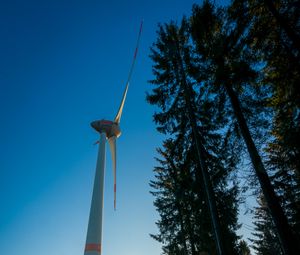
230,0,300,245
190,1,299,253
148,18,241,255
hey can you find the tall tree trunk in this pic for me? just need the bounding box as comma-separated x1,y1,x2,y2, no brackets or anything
224,82,300,255
186,84,225,255
175,42,226,255
264,0,300,53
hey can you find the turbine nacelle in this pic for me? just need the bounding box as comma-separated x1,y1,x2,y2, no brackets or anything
91,120,121,138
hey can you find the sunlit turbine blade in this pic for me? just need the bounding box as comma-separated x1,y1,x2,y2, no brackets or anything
114,83,129,124
108,136,117,210
114,20,143,124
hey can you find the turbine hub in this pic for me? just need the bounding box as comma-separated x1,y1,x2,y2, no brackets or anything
91,120,121,138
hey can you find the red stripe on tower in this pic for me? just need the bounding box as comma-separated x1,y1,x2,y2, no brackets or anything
85,243,101,252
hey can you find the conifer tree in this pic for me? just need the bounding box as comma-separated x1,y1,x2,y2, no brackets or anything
148,18,241,255
190,1,299,253
150,138,200,255
148,1,300,254
230,0,300,245
230,0,300,180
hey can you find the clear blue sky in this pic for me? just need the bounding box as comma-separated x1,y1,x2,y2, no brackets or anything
0,1,256,255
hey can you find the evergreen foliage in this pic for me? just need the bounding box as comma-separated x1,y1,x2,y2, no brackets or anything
250,195,283,255
237,240,251,255
147,0,300,254
148,19,241,255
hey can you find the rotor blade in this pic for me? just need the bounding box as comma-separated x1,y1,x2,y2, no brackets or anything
108,136,117,210
114,82,129,124
114,20,143,124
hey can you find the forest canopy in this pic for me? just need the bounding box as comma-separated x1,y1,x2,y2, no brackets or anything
147,1,300,254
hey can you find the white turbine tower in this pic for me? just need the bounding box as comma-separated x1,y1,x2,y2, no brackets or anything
84,21,143,255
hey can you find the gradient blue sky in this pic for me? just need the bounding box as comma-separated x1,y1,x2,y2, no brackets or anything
0,1,256,255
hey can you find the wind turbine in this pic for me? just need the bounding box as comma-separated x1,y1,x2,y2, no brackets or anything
84,21,143,255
